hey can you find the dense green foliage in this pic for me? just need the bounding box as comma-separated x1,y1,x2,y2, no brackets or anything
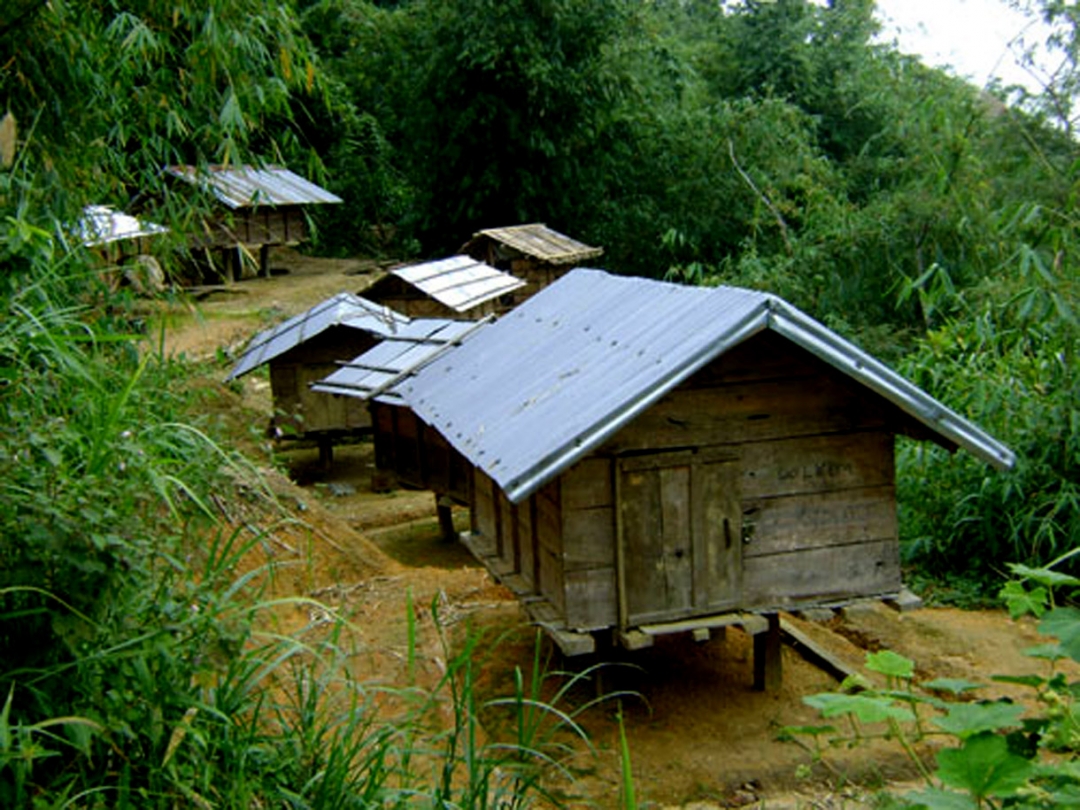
2,0,1080,803
296,0,1079,591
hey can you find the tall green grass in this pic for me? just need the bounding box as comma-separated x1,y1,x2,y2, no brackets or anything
0,207,620,807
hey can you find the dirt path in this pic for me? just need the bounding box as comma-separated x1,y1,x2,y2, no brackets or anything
156,249,1064,809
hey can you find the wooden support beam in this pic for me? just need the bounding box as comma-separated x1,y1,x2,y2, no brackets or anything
317,436,333,472
619,629,654,651
547,627,595,657
436,495,456,543
259,244,271,278
884,588,924,613
639,611,767,638
753,613,782,692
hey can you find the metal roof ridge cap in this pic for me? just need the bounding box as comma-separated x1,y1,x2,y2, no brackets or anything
767,301,1015,470
502,307,772,503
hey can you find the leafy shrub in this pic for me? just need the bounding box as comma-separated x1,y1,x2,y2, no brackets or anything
785,556,1080,808
896,243,1079,587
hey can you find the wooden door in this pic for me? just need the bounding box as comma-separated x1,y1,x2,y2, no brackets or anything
619,451,741,625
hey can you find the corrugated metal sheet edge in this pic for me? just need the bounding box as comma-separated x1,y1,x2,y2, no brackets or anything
223,295,404,382
766,299,1016,471
441,275,526,313
310,317,494,401
502,308,771,503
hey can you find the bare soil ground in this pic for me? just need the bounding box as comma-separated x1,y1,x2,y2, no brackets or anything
150,249,1068,809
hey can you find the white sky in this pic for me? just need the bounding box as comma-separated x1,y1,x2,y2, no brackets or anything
872,0,1056,92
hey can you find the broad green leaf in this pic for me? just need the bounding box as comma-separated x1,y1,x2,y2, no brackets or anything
1039,608,1080,662
999,581,1048,619
1047,785,1080,808
991,674,1046,689
1025,643,1067,661
1033,759,1080,779
865,650,914,679
932,702,1026,738
1040,607,1080,635
803,693,914,723
923,678,983,695
936,733,1034,799
1007,563,1080,588
903,787,979,810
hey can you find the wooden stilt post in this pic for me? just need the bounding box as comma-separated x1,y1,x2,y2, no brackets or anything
318,436,333,472
753,613,782,692
436,494,456,542
260,244,271,278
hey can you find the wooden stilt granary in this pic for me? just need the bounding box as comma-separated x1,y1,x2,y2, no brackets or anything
459,223,602,306
226,293,408,466
319,270,1015,687
361,255,525,319
166,165,342,282
313,317,488,527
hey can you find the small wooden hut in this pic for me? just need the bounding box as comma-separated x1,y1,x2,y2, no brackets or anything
74,205,169,291
361,255,525,319
226,293,408,464
322,270,1015,686
313,317,489,527
166,165,342,281
459,223,602,305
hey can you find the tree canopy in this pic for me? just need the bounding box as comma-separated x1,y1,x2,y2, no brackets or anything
3,0,1079,623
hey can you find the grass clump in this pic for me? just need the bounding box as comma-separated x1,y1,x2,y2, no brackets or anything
0,215,608,808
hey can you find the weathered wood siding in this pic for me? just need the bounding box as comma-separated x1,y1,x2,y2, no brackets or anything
507,259,571,306
559,458,618,630
463,330,904,637
269,328,375,435
190,207,309,249
371,403,471,503
606,331,901,610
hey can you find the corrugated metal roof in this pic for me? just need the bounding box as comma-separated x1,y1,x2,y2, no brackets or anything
463,223,603,265
225,293,408,381
311,318,490,404
75,205,168,247
393,268,1015,503
166,165,343,209
379,255,525,313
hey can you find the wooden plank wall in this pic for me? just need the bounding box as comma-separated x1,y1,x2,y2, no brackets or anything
289,362,370,433
190,208,309,249
559,458,618,630
740,433,899,607
470,465,615,625
269,329,377,434
604,332,902,610
508,260,570,306
370,404,471,503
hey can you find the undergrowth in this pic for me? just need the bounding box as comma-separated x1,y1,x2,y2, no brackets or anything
0,195,618,807
785,552,1080,809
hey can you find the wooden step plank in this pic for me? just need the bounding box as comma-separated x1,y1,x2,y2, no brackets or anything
779,617,860,684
